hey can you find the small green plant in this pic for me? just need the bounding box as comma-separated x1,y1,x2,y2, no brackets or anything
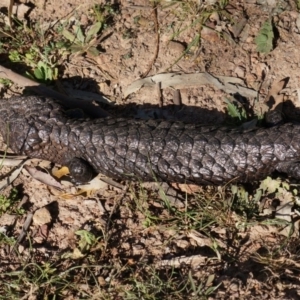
2,24,61,81
93,3,116,25
75,230,98,253
62,22,102,56
32,60,58,81
60,2,118,57
0,78,12,86
225,98,247,121
188,271,222,297
230,185,260,220
0,188,21,215
0,232,16,246
0,196,13,214
0,4,116,81
255,19,275,54
230,176,296,226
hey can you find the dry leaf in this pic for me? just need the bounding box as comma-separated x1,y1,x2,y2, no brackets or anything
171,183,202,194
266,78,289,110
52,166,70,179
60,176,109,199
72,248,85,259
0,160,27,190
124,72,257,98
25,166,63,189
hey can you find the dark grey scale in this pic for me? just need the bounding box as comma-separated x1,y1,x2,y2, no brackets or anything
167,161,182,177
189,160,202,173
157,159,170,178
180,166,191,178
214,153,230,168
223,160,238,176
60,126,70,147
68,131,79,152
260,143,275,164
211,163,225,177
193,135,209,153
149,152,161,165
177,153,191,168
200,154,215,170
104,133,117,147
103,144,116,161
199,168,213,180
50,126,62,145
123,160,136,177
220,135,235,155
135,153,148,171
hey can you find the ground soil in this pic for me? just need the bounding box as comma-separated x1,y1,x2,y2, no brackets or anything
2,0,300,299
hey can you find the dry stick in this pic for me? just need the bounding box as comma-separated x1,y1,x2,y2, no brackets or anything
11,212,33,253
8,0,14,28
173,89,181,106
156,81,163,107
141,5,160,78
0,65,109,118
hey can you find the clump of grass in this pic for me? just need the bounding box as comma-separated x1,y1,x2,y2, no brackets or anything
160,0,231,68
0,3,117,82
0,188,23,215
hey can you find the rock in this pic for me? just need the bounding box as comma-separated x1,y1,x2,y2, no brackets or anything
33,207,52,226
168,41,185,55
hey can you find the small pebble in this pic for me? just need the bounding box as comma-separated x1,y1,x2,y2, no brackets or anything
33,207,52,226
168,41,185,55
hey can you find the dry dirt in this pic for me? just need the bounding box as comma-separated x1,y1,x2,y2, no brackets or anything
2,0,300,299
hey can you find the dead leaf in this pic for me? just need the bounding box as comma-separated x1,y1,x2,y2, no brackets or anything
25,166,63,190
124,72,257,98
266,78,289,110
171,183,202,194
72,247,85,259
0,160,27,190
229,18,247,38
0,156,26,167
38,224,50,239
60,176,109,199
52,166,70,179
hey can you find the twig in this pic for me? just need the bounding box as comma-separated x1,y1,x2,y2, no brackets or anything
11,212,33,253
173,89,181,106
100,177,125,190
141,5,160,78
105,187,128,233
156,82,163,107
8,0,14,28
0,65,109,118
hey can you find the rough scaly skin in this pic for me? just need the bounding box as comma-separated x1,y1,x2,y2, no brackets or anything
1,96,300,185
